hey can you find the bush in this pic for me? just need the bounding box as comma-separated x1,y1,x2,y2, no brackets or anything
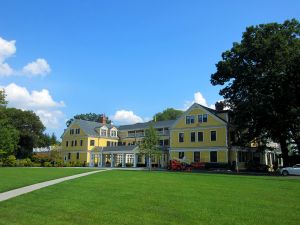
3,155,17,167
205,162,229,170
44,162,52,167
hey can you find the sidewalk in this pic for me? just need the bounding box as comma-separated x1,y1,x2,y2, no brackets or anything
0,169,110,202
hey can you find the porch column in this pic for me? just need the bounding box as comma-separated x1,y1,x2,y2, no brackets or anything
110,153,114,168
99,153,103,167
133,153,137,167
89,153,94,167
122,153,126,167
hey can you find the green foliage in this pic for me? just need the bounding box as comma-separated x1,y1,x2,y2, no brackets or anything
211,19,300,165
2,155,17,167
0,120,19,157
66,113,112,127
153,108,183,121
0,89,7,106
139,124,161,170
38,133,59,147
3,108,45,158
16,158,33,167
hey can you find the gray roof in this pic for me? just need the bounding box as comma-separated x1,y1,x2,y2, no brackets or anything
70,119,117,137
118,120,176,131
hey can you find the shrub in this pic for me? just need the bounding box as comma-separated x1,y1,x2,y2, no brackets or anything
44,162,52,167
3,155,17,167
205,162,229,170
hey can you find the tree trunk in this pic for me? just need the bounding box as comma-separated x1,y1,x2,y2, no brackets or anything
279,137,290,167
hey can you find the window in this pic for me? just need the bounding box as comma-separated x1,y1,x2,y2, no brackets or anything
70,129,74,135
198,132,204,142
164,139,169,146
101,129,107,136
179,133,184,143
138,155,143,163
75,128,80,134
90,140,95,146
66,141,69,147
68,153,71,160
194,152,200,162
111,130,117,137
191,132,196,142
198,114,203,123
159,140,164,146
107,141,111,146
210,131,217,141
71,140,74,146
76,152,79,160
210,151,217,162
186,115,195,124
179,152,185,159
80,140,83,146
74,140,77,146
198,114,208,123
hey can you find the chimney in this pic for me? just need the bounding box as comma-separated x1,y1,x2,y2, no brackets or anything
100,114,106,124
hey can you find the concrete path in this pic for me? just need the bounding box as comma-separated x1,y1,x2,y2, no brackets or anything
0,169,110,202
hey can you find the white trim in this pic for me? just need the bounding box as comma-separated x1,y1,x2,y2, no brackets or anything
178,132,184,143
210,130,217,142
171,126,226,132
190,131,196,143
170,103,227,129
197,131,204,142
170,148,228,152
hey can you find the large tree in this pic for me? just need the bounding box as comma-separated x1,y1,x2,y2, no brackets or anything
0,89,7,106
4,108,45,158
138,124,161,170
66,113,112,127
211,19,300,166
153,108,183,121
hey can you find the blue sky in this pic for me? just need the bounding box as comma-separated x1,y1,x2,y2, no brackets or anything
0,0,299,137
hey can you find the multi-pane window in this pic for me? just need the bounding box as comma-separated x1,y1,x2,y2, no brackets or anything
191,132,196,142
101,129,107,136
111,130,117,137
71,140,74,146
198,114,208,123
210,131,217,141
179,152,185,159
70,129,74,135
76,152,79,160
210,151,217,162
68,153,71,160
198,132,204,142
75,128,80,134
66,141,69,147
74,140,77,146
194,152,200,162
179,133,184,143
90,140,95,146
186,115,195,124
80,140,83,146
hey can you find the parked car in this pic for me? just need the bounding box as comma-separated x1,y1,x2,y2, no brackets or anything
279,164,300,176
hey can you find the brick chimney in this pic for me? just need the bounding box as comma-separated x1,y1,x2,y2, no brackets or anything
99,114,106,124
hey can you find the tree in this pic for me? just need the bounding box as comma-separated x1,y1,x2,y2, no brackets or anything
138,124,161,171
0,89,7,106
153,108,183,121
211,19,300,166
4,108,45,158
66,113,112,127
0,121,19,158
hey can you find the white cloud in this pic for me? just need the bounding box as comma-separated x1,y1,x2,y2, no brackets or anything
183,91,217,110
22,58,51,76
0,36,50,77
2,83,65,129
111,110,144,125
0,37,16,76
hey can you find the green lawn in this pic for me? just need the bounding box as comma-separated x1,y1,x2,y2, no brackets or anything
0,167,94,192
0,171,299,225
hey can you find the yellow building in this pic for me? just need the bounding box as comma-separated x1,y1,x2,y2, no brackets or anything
61,117,119,165
169,103,229,164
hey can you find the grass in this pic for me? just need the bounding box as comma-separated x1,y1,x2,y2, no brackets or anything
0,170,299,225
0,167,94,192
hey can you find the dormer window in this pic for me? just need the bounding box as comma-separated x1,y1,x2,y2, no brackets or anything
110,129,117,137
101,129,107,136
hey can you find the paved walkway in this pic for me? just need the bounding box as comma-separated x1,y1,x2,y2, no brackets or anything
0,169,110,202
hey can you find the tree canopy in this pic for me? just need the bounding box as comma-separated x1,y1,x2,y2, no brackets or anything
153,108,183,121
211,19,300,165
0,89,7,106
138,124,161,170
66,113,112,127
